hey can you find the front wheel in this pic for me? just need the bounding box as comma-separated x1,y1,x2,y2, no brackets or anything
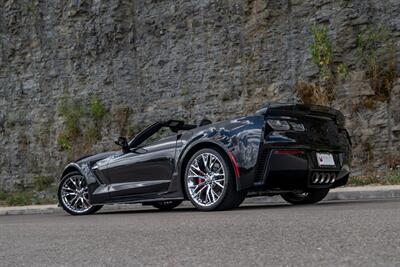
58,171,103,216
281,189,329,205
184,148,246,211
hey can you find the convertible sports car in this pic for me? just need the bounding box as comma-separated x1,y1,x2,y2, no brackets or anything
58,103,352,215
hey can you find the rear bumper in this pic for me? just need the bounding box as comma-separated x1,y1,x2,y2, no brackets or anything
253,148,350,190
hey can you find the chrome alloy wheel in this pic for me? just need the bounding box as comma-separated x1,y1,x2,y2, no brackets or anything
60,174,92,213
187,152,226,207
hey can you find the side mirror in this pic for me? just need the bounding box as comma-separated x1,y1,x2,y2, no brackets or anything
115,137,130,153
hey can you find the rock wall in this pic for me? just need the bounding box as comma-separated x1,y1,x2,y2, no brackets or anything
1,0,399,190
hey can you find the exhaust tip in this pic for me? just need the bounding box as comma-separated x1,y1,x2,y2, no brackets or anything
311,172,337,184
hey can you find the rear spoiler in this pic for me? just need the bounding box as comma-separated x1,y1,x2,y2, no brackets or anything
256,103,346,128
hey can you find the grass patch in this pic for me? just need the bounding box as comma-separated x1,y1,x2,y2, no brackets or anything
3,192,34,206
347,176,383,186
348,170,400,186
0,187,58,207
387,171,400,184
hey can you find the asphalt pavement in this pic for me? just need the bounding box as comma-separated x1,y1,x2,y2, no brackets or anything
1,199,400,266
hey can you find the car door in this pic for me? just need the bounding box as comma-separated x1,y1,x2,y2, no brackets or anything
105,133,177,198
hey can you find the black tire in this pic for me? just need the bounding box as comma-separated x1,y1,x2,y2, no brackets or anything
281,189,329,205
183,148,246,211
58,171,103,216
231,191,247,208
151,200,182,211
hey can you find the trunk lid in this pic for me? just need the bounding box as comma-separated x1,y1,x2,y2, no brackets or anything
257,103,345,128
259,103,350,149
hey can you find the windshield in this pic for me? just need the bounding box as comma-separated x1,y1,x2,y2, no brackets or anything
127,120,197,148
128,122,164,148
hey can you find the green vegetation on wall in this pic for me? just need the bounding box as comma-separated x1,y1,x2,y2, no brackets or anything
304,25,350,105
57,97,85,152
90,97,107,121
310,25,333,82
57,95,109,159
306,24,397,107
356,25,397,101
33,176,54,191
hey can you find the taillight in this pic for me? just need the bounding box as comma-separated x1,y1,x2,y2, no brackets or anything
267,119,305,132
273,149,305,155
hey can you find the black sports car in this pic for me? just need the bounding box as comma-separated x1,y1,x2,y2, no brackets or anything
58,103,352,215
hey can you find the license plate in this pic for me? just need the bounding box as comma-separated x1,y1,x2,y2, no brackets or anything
316,153,335,166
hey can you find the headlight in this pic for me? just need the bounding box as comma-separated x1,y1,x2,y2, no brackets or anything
267,120,290,131
289,122,305,131
267,119,305,131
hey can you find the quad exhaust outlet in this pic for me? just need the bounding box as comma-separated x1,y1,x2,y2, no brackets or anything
311,172,336,184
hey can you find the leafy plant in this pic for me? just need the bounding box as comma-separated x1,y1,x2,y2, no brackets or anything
58,97,84,140
387,171,400,184
0,191,7,201
356,25,397,101
57,96,108,155
337,63,349,80
90,97,107,120
310,25,333,81
308,25,349,102
57,132,72,151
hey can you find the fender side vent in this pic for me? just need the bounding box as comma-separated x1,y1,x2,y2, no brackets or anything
254,150,269,183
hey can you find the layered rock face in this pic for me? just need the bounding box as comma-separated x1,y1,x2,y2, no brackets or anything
0,0,399,190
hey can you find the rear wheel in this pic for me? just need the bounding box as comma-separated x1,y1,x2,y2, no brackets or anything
184,148,246,211
58,171,103,216
151,200,182,211
281,189,329,205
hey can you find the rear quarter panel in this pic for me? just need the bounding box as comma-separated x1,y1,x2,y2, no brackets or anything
177,115,265,190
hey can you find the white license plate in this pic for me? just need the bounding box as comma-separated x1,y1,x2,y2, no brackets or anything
316,153,335,166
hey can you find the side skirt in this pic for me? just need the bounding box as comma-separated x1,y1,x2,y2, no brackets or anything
101,196,185,205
